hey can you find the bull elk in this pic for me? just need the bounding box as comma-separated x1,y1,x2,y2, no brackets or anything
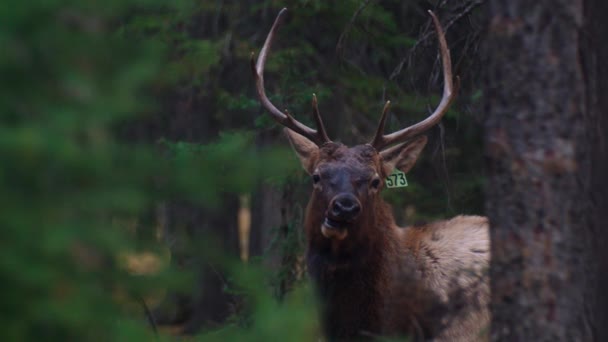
251,8,490,341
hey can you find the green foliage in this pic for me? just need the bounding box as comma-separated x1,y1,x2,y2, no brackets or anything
200,264,320,341
160,132,296,206
0,0,309,340
1,0,171,339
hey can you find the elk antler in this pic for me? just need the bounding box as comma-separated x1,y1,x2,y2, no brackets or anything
251,8,330,146
370,11,458,151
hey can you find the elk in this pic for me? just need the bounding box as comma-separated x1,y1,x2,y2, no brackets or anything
251,8,490,341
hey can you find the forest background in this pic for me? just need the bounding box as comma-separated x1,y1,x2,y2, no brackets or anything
4,0,607,340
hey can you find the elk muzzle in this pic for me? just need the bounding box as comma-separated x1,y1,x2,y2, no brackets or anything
321,194,361,240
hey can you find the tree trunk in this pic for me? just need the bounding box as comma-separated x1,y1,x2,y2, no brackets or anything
483,1,608,340
582,0,608,340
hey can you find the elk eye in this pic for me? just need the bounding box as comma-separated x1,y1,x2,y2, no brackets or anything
312,174,321,184
371,178,381,189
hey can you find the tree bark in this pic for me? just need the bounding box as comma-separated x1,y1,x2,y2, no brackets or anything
483,1,608,340
582,0,608,340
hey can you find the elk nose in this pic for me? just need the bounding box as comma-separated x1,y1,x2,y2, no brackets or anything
330,194,361,221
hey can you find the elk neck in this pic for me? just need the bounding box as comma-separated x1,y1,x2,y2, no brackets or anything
304,190,400,338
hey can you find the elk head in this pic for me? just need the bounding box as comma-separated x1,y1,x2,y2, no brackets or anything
251,8,456,242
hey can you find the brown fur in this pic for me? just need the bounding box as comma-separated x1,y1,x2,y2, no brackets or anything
287,132,490,341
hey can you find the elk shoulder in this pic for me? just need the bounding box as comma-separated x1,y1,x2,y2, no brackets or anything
392,215,490,341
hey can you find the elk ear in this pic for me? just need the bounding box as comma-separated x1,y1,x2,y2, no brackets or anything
284,128,319,174
380,135,427,175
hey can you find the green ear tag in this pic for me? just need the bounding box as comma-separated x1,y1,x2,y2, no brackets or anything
385,169,408,188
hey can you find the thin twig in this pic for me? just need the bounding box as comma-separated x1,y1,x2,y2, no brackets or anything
389,0,486,81
438,121,453,212
336,0,375,56
137,295,159,341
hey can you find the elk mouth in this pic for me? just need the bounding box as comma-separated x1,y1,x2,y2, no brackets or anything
321,217,349,240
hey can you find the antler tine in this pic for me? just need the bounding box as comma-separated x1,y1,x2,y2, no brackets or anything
251,8,330,146
370,100,391,148
311,93,330,143
370,10,457,151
